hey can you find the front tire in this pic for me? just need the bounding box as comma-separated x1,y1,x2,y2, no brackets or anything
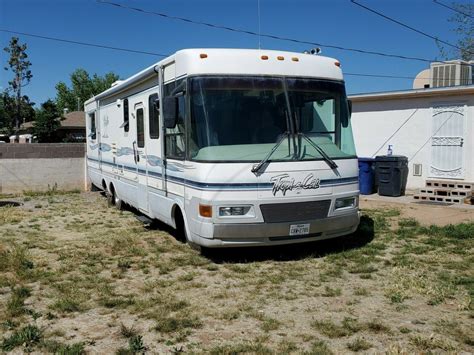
175,208,201,252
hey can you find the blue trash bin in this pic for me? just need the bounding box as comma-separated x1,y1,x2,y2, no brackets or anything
358,157,375,195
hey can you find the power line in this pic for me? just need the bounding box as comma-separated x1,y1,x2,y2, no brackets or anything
0,29,168,57
350,0,473,56
346,73,415,79
371,109,419,157
96,0,440,64
432,0,474,19
0,29,457,82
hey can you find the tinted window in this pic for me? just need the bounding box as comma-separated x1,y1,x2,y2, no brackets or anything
148,93,159,139
164,79,186,160
123,98,129,132
89,112,96,140
137,108,144,148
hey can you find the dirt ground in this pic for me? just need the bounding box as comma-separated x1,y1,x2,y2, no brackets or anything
360,198,474,226
0,191,472,354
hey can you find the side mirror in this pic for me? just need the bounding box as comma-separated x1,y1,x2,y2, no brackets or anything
163,96,177,129
340,99,352,128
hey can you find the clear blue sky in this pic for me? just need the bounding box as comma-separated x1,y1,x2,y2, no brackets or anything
0,0,466,107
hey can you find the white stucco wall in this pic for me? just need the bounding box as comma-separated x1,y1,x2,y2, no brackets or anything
350,93,473,190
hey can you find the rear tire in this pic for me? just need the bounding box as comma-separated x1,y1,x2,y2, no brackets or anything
107,191,115,207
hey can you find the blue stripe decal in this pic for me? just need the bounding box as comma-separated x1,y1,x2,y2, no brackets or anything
86,156,358,191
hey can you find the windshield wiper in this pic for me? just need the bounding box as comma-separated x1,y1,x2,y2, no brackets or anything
298,132,338,170
251,132,290,174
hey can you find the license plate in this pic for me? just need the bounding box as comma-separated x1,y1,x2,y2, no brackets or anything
289,223,310,236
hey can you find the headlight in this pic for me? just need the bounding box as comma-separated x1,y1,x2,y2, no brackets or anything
219,206,251,216
335,197,357,210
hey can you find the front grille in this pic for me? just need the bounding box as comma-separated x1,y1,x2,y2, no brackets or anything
260,200,331,223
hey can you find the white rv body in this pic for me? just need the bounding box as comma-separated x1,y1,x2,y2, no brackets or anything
85,48,360,247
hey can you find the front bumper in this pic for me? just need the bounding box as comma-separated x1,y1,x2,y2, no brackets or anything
190,210,360,248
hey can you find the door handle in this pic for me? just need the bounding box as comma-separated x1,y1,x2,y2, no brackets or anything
132,141,138,164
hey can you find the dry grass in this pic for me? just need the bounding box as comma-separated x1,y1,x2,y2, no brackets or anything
0,191,472,353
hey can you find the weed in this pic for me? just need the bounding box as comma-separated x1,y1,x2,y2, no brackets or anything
277,339,297,353
220,310,240,321
435,319,473,346
366,320,391,333
410,335,456,351
1,324,41,351
260,317,280,332
40,340,86,355
117,259,132,272
398,218,419,228
304,340,333,355
120,323,137,338
347,337,372,352
208,340,273,355
322,286,341,297
311,317,361,338
353,287,369,296
52,297,82,313
155,315,202,333
129,335,146,353
7,285,31,317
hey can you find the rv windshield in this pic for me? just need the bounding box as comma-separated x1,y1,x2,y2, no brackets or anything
188,76,356,162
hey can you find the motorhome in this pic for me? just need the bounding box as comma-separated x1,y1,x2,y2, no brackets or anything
85,48,360,248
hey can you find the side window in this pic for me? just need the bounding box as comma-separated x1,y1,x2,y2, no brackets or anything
123,98,129,132
164,79,186,160
137,108,144,148
89,112,96,140
148,93,159,139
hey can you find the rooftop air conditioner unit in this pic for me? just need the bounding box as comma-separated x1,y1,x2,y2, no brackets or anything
430,60,473,88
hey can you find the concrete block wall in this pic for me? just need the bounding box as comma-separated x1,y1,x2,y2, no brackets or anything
0,144,86,194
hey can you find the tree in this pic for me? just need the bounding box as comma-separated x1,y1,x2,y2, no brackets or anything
55,69,120,112
3,37,33,134
439,3,473,61
0,92,35,134
33,100,61,143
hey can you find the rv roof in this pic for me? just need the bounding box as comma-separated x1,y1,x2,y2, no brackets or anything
85,48,343,104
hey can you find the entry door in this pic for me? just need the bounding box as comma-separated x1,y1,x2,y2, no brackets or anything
430,104,465,179
135,104,149,212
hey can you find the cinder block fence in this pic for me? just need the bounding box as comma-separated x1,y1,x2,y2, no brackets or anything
0,144,86,194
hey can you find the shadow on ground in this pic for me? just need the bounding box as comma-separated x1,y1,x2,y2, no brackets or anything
202,215,374,263
121,195,374,263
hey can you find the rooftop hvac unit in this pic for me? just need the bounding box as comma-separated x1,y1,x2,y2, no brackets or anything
430,60,473,88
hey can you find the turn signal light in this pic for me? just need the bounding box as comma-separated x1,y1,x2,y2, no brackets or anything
335,61,341,67
199,204,212,218
291,57,299,62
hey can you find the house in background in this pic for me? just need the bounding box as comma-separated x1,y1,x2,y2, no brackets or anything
20,111,86,142
350,60,474,191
